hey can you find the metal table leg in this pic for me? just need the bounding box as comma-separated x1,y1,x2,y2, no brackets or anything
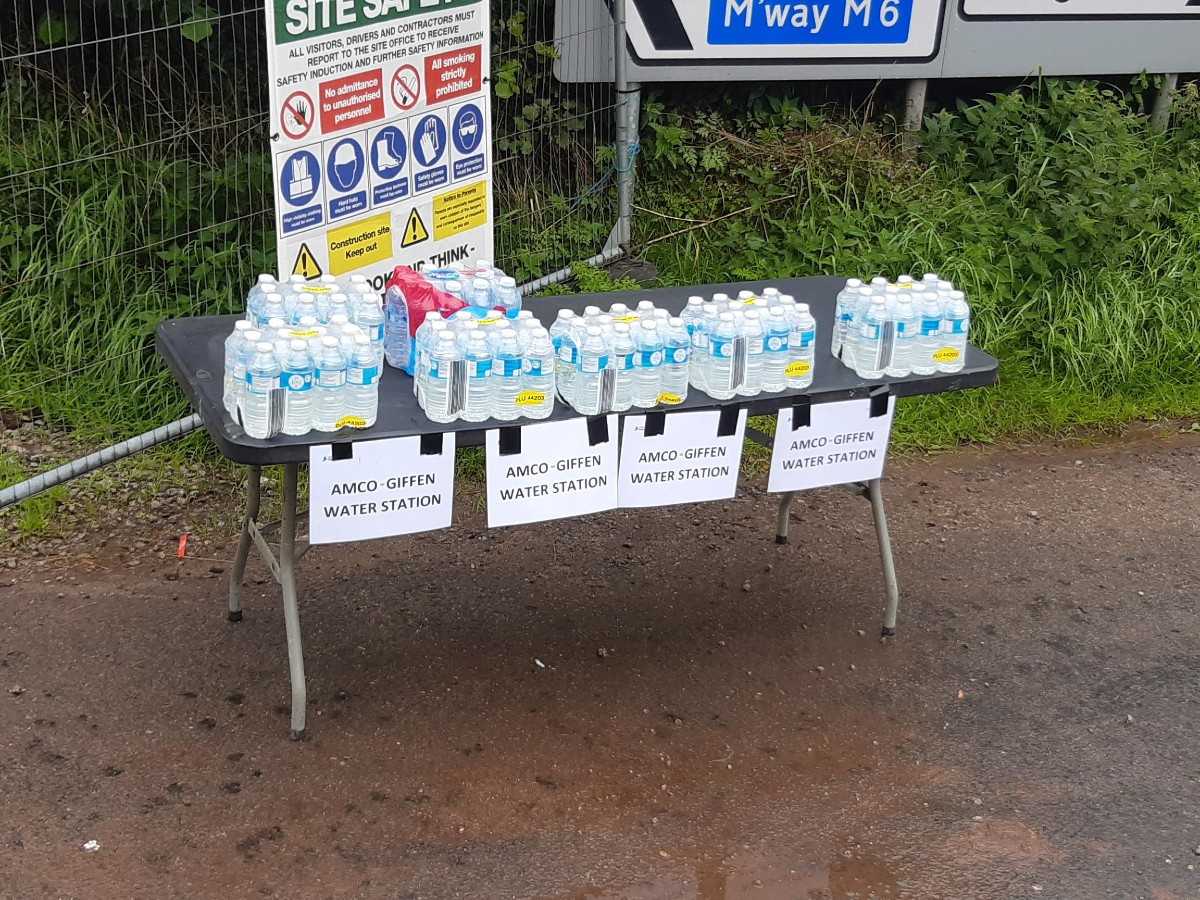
775,491,796,544
280,463,308,740
867,478,900,636
228,465,261,623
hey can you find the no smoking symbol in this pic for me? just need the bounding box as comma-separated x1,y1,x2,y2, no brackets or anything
391,65,420,111
280,90,315,140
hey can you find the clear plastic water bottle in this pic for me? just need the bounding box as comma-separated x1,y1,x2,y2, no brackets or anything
895,274,915,291
281,340,315,437
832,278,863,359
737,290,756,304
885,295,918,377
471,277,493,312
223,321,254,416
414,316,447,403
608,302,632,321
912,292,943,376
351,295,385,365
843,286,875,369
494,276,521,318
491,328,524,421
462,331,493,423
938,291,970,373
633,320,665,408
243,342,280,439
738,310,765,397
258,289,287,329
761,287,781,306
291,291,319,326
922,273,941,290
245,275,276,324
762,307,790,393
636,300,656,322
854,298,890,380
425,331,462,425
522,327,556,420
444,279,467,305
680,296,704,336
345,334,380,427
575,326,610,416
610,322,636,412
662,317,690,403
706,312,739,401
312,337,348,432
787,304,817,390
550,310,580,405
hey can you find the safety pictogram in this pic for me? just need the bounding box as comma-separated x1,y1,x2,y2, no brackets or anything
292,243,323,279
391,65,421,111
280,90,315,140
401,208,430,248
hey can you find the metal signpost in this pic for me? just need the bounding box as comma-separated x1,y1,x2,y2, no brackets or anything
265,0,495,292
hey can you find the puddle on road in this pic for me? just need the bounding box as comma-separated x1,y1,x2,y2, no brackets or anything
545,848,900,900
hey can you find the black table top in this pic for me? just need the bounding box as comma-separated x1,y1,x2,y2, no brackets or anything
156,276,999,465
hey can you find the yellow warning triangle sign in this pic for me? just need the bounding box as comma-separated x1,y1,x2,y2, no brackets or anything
291,243,323,280
401,208,429,248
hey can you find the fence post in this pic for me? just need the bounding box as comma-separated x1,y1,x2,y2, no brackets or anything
1151,74,1179,133
606,0,640,256
903,78,928,154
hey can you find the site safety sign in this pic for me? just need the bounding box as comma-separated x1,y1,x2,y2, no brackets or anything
266,0,494,292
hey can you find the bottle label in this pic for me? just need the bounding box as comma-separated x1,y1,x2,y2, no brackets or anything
786,360,812,377
284,371,313,392
949,318,969,335
523,358,549,377
515,390,547,407
896,321,914,337
613,314,639,323
746,337,764,355
349,365,380,386
668,347,689,365
478,316,502,326
499,358,522,377
637,349,663,368
933,347,962,363
469,359,492,378
710,338,734,359
579,354,608,374
618,352,635,372
766,335,788,353
657,392,684,406
920,318,941,336
370,324,384,341
799,329,815,349
246,372,279,392
861,324,881,341
429,360,448,379
289,329,320,339
335,415,368,429
300,285,334,294
558,344,578,364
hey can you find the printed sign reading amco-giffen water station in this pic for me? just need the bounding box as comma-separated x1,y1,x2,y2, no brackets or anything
267,0,493,290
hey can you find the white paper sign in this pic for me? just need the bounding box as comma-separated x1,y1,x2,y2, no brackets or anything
309,434,456,544
618,410,747,508
486,417,619,528
768,398,894,493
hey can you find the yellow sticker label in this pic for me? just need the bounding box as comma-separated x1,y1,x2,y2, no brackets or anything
288,329,321,338
614,314,639,323
785,361,812,377
433,181,489,241
515,390,546,407
299,285,333,294
327,212,393,277
478,316,502,326
742,297,758,306
933,347,961,363
335,416,368,429
657,392,684,406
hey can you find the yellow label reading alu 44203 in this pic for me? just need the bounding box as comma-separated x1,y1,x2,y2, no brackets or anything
657,392,683,406
515,390,546,407
785,361,812,377
933,348,961,363
335,416,368,429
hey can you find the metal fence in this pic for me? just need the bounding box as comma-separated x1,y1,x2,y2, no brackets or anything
0,0,624,439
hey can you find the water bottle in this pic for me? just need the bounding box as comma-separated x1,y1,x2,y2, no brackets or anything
610,322,636,412
680,297,705,337
738,310,765,397
922,273,941,290
258,289,287,329
633,320,665,408
223,321,254,416
291,290,319,326
345,334,380,427
326,293,350,325
938,291,970,373
737,290,756,304
636,300,656,322
550,310,580,405
762,307,790,393
444,279,467,304
280,340,314,436
706,312,740,401
414,316,447,402
608,302,631,321
425,331,462,425
245,275,276,324
471,277,493,312
462,331,493,423
491,328,524,421
521,327,556,420
662,317,690,403
912,292,943,376
761,287,781,306
242,342,281,439
311,337,348,432
494,276,521,318
574,326,611,416
895,274,915,291
832,278,863,359
787,304,817,390
854,298,890,380
843,286,875,369
885,295,918,377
